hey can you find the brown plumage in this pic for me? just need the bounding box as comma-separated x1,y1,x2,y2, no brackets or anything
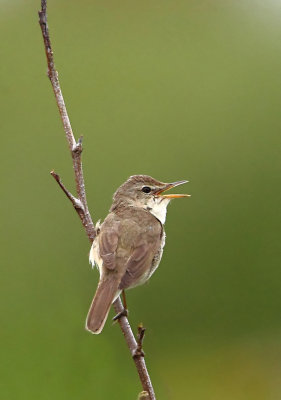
86,175,189,334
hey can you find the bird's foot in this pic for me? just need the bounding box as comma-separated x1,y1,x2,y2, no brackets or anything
112,308,128,321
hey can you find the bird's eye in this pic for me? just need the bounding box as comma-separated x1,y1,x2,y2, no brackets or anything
142,186,151,193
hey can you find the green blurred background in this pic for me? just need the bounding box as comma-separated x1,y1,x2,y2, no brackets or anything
1,0,281,399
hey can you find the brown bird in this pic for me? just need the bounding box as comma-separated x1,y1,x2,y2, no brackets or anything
86,175,190,334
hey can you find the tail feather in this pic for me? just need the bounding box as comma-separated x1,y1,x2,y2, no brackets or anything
86,277,120,334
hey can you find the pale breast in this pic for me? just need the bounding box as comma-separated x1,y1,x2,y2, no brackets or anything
89,238,103,275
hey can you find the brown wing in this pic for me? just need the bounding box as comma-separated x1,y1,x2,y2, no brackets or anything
119,242,156,289
99,209,162,289
98,222,120,270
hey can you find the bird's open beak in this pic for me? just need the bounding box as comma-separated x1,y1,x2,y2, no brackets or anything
154,180,191,198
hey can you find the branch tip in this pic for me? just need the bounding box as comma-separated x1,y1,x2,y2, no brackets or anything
138,391,149,400
138,323,146,342
41,0,47,13
50,170,58,179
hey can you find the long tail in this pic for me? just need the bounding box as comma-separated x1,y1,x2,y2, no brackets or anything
85,276,120,334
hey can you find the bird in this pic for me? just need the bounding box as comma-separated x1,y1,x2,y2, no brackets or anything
86,175,190,334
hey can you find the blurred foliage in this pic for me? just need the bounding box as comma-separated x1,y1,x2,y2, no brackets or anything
1,0,281,399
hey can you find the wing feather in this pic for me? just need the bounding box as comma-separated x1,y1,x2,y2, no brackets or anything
119,242,156,289
99,224,120,270
98,211,162,288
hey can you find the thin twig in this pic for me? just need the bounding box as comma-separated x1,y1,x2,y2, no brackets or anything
38,1,156,399
38,1,94,242
50,170,86,223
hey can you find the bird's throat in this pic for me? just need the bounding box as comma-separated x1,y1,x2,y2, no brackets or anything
145,197,171,224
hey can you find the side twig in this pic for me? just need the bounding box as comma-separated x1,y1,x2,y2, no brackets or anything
134,324,146,358
38,1,156,399
50,170,86,223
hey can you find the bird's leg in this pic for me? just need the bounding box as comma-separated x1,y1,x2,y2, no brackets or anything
112,290,128,321
122,289,128,310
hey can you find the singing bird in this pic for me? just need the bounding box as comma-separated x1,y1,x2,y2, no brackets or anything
86,175,190,334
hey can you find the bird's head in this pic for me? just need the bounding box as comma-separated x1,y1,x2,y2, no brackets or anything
111,175,190,224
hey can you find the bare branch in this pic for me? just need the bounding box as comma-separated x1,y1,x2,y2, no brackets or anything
38,1,95,241
39,1,156,399
113,299,155,398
